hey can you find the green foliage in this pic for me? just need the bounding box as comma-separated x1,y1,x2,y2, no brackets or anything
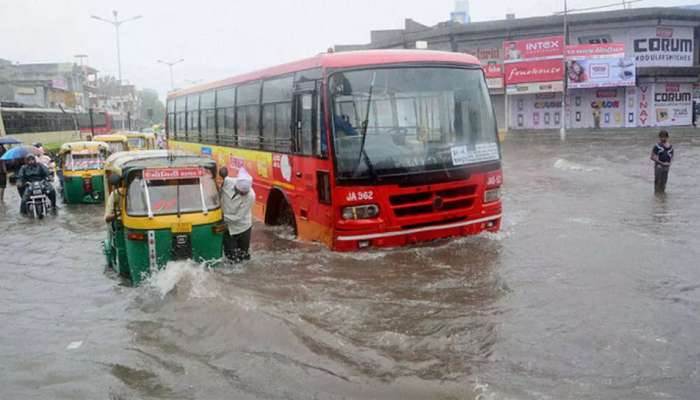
138,88,166,127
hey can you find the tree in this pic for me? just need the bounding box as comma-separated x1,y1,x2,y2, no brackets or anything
137,88,165,127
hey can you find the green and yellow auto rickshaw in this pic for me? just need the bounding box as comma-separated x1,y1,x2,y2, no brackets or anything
103,150,225,285
58,141,109,203
93,134,129,154
123,131,156,150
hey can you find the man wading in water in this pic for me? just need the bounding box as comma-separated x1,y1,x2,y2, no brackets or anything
650,130,674,193
219,167,255,262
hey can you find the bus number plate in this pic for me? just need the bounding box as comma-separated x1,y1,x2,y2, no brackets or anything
345,191,374,202
171,223,192,233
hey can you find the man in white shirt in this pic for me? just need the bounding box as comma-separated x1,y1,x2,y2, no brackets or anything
220,167,255,262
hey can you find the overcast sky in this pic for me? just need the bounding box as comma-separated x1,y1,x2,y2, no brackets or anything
0,0,694,99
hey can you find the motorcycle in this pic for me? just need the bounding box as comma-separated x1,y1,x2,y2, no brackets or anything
24,180,53,219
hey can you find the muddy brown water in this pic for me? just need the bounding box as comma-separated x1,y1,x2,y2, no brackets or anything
1,133,699,399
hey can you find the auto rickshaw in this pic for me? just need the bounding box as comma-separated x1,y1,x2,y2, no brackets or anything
123,132,156,150
103,150,225,285
93,134,129,154
58,141,109,203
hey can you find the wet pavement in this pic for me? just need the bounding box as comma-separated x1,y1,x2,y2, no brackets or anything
1,132,699,399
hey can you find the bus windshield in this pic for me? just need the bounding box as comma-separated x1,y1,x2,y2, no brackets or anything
126,172,220,216
64,153,104,171
330,67,499,179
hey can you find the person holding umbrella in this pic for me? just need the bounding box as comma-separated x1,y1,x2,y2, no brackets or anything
0,145,6,202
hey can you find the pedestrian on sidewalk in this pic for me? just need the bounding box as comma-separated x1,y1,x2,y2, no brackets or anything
219,167,255,263
650,130,674,193
592,105,601,129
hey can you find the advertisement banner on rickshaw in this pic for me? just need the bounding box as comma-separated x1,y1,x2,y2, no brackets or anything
144,167,204,180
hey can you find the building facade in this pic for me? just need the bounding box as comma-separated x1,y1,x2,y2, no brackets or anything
0,61,95,111
0,60,141,128
335,7,700,130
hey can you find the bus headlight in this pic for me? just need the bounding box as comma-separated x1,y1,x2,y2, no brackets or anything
483,188,501,203
341,204,379,220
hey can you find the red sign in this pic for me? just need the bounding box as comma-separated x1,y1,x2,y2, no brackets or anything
504,59,564,85
483,62,503,78
503,36,564,62
565,43,625,59
144,167,204,180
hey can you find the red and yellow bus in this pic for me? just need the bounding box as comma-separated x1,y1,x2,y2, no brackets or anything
166,50,502,251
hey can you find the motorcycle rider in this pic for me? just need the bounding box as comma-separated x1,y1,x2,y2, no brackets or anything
17,154,57,214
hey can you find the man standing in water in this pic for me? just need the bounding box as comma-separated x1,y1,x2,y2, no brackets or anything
650,130,674,193
219,167,255,262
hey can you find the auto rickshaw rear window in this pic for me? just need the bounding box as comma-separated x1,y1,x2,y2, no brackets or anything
64,153,104,171
125,171,220,216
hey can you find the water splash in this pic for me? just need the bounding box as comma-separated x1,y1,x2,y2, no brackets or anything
553,158,599,172
145,260,219,299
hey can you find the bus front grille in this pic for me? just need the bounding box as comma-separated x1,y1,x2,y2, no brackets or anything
389,185,478,217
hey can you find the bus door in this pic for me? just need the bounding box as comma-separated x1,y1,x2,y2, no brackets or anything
291,79,333,242
291,86,316,222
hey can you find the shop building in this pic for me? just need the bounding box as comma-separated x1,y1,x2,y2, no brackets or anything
335,7,700,130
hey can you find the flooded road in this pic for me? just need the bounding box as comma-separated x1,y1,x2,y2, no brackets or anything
2,133,699,399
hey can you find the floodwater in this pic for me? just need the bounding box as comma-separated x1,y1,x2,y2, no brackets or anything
1,133,699,399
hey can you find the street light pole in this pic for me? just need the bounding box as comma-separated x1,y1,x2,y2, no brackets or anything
158,59,184,90
91,10,142,129
560,0,568,141
90,10,142,84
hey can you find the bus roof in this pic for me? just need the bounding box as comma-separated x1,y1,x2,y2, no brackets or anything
0,107,77,114
168,50,481,99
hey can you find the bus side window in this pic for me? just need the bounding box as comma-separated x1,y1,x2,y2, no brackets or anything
293,93,314,155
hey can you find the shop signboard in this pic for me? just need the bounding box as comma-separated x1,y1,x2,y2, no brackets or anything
506,81,564,94
503,36,564,62
654,83,692,126
504,36,564,89
51,78,68,91
460,44,504,89
638,84,653,127
504,59,564,86
631,26,693,67
565,43,635,89
574,26,694,68
486,77,504,90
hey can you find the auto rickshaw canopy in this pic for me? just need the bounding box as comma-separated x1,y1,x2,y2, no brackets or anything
93,134,129,144
58,141,109,156
104,150,216,178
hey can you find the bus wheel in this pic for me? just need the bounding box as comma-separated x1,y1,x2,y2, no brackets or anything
265,189,297,236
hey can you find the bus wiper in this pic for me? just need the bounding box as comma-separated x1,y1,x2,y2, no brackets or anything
353,72,376,178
